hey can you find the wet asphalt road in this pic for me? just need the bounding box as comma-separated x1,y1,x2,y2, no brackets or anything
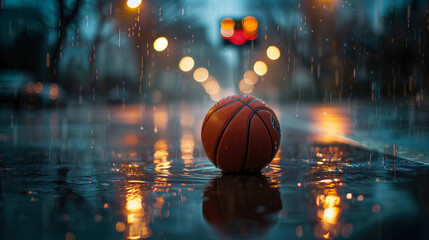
0,102,428,240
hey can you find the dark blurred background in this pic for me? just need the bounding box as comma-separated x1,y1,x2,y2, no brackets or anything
2,2,429,240
0,0,428,108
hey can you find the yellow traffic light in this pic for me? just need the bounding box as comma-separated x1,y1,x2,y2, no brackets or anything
242,16,258,35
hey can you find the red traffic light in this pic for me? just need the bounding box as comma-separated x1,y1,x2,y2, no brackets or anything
220,16,258,45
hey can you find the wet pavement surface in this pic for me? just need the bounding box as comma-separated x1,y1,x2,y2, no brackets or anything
1,102,429,240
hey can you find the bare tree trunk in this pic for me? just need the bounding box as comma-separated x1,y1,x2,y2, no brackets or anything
89,0,108,102
50,0,82,82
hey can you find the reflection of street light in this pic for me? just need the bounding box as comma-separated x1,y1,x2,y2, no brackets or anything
266,46,281,60
253,61,267,76
179,56,195,72
153,37,168,52
127,0,142,8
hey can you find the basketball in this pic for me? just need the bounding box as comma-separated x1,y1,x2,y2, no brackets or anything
201,95,281,172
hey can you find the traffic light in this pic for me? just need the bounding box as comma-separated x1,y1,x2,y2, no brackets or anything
220,16,258,45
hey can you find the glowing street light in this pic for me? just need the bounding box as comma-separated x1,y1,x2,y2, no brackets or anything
253,61,267,76
243,70,258,85
153,37,168,52
266,46,281,60
193,67,209,82
127,0,142,8
239,79,254,94
179,56,195,72
203,77,220,95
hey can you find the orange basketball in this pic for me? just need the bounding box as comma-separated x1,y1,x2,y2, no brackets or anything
201,95,281,172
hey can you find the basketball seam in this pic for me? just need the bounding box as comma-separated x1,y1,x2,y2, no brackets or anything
240,108,272,172
255,109,279,165
237,99,278,121
201,95,246,136
230,94,244,100
214,99,259,168
240,102,278,143
241,104,276,168
241,112,256,172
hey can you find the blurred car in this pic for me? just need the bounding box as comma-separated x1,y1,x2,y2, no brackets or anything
0,70,66,109
0,70,31,103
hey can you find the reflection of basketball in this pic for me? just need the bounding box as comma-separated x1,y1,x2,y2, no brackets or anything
201,95,281,172
203,174,282,238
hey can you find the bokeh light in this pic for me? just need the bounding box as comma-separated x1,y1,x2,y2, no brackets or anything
309,106,352,143
221,18,235,30
179,56,195,72
341,223,354,238
33,81,43,94
346,193,353,200
266,46,281,60
152,89,163,103
239,79,254,94
181,132,195,164
243,70,259,85
371,204,381,213
126,197,142,211
153,37,168,52
25,82,34,93
65,232,75,240
242,16,258,35
115,222,126,232
253,61,267,76
220,18,235,38
49,83,59,100
220,28,234,38
127,0,142,8
204,77,220,95
201,76,214,87
193,67,209,82
210,92,222,101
